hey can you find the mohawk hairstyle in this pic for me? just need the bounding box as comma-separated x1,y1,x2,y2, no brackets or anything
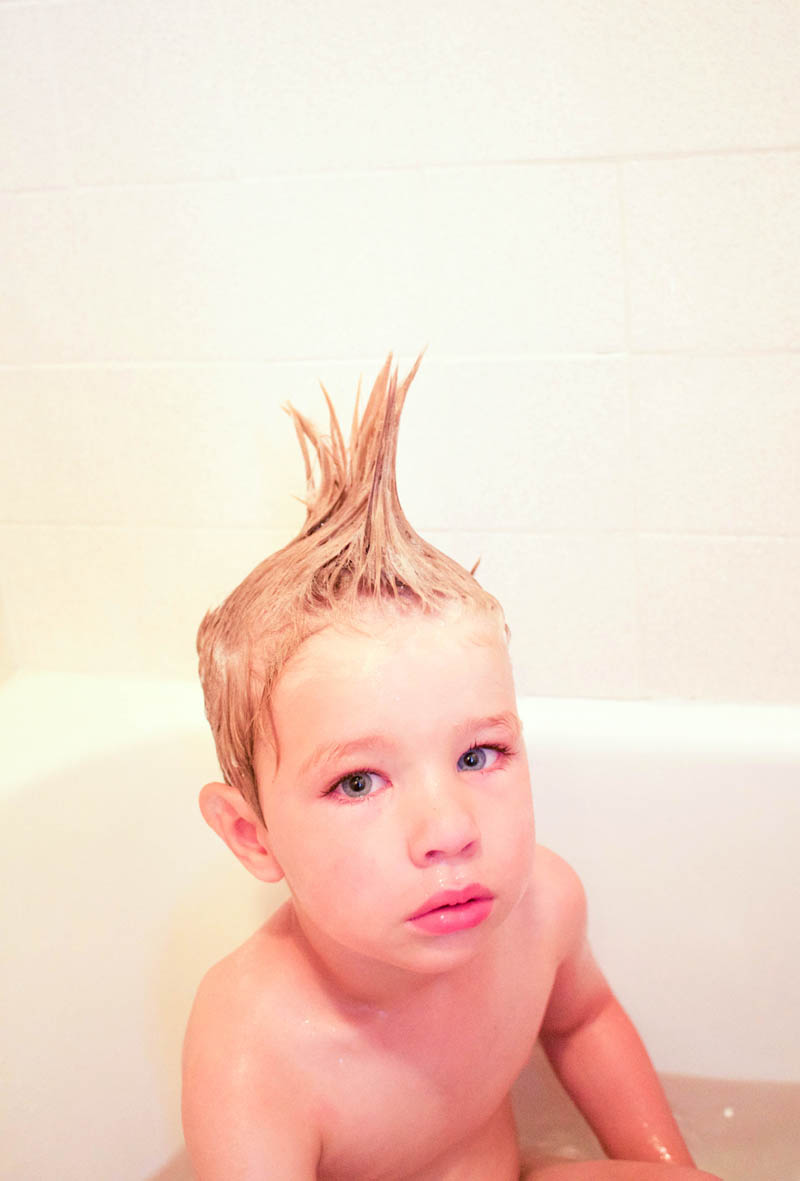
197,354,504,820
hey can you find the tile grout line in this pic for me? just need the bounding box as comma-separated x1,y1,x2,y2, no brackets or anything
1,349,799,373
1,521,796,541
615,158,646,699
1,143,799,198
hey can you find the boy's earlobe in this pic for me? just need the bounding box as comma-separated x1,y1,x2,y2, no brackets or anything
198,781,285,884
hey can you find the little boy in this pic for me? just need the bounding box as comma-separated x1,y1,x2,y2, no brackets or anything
182,357,720,1180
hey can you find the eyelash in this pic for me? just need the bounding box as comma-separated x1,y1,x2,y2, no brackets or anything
322,768,383,803
322,741,514,802
468,740,514,760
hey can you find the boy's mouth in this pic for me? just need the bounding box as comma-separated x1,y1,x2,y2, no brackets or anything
408,885,494,934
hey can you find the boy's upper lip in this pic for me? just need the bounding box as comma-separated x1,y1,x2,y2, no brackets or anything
408,884,494,920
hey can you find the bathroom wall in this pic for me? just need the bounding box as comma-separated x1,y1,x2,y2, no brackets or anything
1,0,798,701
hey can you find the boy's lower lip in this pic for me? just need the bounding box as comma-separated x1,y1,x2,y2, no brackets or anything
408,897,494,934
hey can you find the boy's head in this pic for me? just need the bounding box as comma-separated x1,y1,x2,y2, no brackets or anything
243,601,534,979
197,355,506,824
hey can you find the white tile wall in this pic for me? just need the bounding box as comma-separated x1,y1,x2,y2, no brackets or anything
397,358,633,533
1,0,798,702
0,365,311,528
419,166,626,357
624,153,800,351
639,537,800,701
0,5,70,190
51,0,236,186
634,355,800,536
0,179,433,363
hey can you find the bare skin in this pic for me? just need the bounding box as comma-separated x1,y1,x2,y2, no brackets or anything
186,852,548,1179
183,606,721,1180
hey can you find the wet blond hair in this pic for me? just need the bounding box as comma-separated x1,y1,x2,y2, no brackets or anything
197,354,504,819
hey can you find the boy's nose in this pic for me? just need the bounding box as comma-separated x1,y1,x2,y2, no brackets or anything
405,779,481,867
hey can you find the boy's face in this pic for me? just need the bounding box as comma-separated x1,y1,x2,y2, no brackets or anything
253,603,536,984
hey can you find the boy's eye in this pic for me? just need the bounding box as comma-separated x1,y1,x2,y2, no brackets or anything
333,770,386,800
457,746,501,772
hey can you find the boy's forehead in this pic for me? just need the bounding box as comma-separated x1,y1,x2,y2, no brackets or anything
279,602,508,686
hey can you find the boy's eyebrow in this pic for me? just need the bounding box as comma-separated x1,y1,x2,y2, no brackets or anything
299,714,522,778
299,735,388,778
461,711,522,740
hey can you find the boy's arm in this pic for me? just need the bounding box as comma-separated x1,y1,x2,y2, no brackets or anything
183,1081,318,1181
182,979,320,1180
538,857,695,1166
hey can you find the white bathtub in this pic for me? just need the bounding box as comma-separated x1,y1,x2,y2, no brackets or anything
1,672,798,1181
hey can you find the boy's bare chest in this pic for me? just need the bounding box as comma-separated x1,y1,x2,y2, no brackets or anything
300,961,553,1179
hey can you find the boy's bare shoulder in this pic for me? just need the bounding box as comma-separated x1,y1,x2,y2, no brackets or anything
532,844,586,907
182,907,321,1178
529,844,588,950
183,904,307,1078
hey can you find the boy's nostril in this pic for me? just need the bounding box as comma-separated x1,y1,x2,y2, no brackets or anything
423,837,478,863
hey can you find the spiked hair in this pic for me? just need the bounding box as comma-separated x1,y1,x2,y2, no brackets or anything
197,354,504,819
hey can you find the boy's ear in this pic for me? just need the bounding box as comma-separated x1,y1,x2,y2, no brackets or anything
198,781,284,884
